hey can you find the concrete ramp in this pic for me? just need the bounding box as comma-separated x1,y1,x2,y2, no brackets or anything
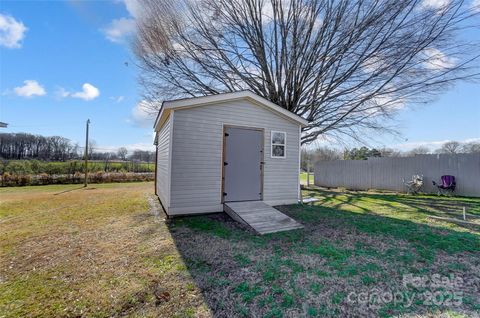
224,201,303,235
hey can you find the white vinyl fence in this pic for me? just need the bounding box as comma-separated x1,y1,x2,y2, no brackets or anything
314,154,480,197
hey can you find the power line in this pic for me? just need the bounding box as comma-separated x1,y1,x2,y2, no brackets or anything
6,123,87,128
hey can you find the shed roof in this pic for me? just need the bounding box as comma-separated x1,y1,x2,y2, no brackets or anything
153,90,308,132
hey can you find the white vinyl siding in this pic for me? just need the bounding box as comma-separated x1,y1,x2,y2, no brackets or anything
156,113,171,208
169,99,300,214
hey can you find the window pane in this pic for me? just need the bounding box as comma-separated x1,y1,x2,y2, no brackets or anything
272,132,285,144
272,145,285,157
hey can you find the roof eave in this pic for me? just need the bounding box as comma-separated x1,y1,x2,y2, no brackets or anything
153,102,169,132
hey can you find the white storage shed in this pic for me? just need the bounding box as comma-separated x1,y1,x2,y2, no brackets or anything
153,90,308,216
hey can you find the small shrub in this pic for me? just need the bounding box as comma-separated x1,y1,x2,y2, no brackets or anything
39,173,51,185
18,174,31,186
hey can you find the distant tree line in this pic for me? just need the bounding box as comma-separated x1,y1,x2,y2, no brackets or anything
0,133,155,162
301,141,480,170
344,147,382,160
0,133,79,161
88,149,155,163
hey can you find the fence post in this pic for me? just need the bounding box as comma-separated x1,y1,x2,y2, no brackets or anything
307,158,310,187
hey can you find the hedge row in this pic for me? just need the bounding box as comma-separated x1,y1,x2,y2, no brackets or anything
0,172,154,187
0,160,155,175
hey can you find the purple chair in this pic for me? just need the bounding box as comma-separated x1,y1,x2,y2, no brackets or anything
432,175,456,195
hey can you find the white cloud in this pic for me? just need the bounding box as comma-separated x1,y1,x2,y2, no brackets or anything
102,0,140,44
0,13,27,48
423,48,456,70
55,83,100,101
371,94,405,111
472,0,480,12
395,140,447,151
362,55,387,74
355,85,406,116
130,100,156,127
421,0,451,11
465,137,480,143
55,86,70,99
394,137,480,151
14,80,46,97
71,83,100,101
102,17,135,43
261,1,275,23
123,0,141,18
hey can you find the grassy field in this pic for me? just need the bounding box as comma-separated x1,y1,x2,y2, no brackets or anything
1,183,479,317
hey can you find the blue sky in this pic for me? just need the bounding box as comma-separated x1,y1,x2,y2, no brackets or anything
0,0,479,153
1,0,154,152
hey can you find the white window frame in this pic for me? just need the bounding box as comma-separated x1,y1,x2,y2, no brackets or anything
271,131,286,158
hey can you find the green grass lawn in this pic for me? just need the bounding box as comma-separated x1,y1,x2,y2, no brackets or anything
1,184,479,317
300,172,315,185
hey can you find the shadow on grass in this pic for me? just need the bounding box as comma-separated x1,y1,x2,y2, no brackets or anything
310,188,480,214
52,186,86,195
304,188,480,233
163,193,479,317
281,204,479,253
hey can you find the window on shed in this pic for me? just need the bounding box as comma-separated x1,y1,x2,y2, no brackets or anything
271,131,286,158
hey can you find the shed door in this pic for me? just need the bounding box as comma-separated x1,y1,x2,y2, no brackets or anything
223,127,263,202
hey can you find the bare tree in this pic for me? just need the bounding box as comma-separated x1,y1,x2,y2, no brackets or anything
117,147,128,161
88,140,97,158
344,146,381,160
129,150,155,162
135,0,480,144
438,141,462,154
301,148,313,170
0,133,80,160
406,146,431,156
462,141,480,153
313,147,343,162
379,147,402,157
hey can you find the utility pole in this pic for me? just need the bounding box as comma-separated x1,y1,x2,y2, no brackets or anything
84,119,90,187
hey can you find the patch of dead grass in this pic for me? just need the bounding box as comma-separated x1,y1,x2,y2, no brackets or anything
0,182,211,317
